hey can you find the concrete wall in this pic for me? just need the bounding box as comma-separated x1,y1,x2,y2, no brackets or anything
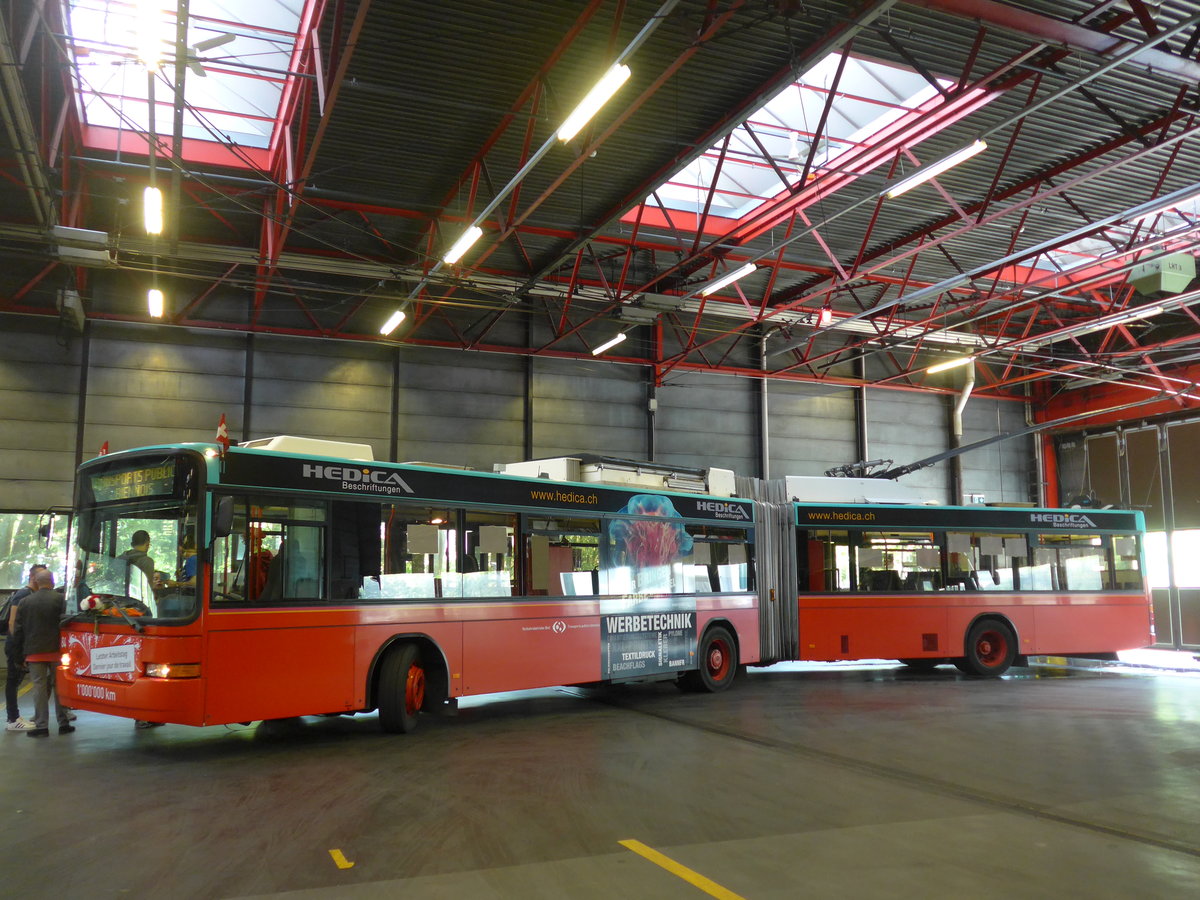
0,317,1034,510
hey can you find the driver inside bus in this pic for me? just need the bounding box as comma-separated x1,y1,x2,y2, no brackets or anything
118,530,155,581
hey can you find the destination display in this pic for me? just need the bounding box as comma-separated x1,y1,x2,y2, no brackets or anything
221,451,755,525
89,461,177,503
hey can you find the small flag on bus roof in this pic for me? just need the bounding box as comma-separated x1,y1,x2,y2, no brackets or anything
99,441,109,456
216,414,230,454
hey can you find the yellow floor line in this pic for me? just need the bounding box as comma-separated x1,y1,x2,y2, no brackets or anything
619,839,744,900
329,849,355,869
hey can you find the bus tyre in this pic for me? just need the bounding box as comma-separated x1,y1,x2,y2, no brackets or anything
680,626,738,693
379,644,426,734
955,619,1017,677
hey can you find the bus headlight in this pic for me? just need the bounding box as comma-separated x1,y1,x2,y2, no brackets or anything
61,652,70,667
144,663,201,679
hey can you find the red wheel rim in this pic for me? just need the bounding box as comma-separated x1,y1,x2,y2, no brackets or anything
975,629,1007,668
405,664,426,714
706,639,731,681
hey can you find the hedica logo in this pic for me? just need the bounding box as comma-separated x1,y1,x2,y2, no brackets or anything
1029,513,1097,528
301,464,414,495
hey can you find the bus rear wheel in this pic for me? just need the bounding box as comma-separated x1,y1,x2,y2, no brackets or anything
379,643,425,733
680,626,738,693
954,619,1017,677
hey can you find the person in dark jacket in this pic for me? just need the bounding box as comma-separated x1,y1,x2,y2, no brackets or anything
5,563,46,731
12,569,72,738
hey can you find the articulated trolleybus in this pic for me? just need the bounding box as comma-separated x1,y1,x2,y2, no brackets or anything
58,438,1152,732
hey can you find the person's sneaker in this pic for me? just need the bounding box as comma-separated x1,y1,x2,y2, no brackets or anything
59,725,76,735
26,728,49,738
6,718,34,732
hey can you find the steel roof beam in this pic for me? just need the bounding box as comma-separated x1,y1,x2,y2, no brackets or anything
905,0,1200,82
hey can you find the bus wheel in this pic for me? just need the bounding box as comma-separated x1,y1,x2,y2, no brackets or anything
379,644,425,734
954,619,1017,677
681,626,738,693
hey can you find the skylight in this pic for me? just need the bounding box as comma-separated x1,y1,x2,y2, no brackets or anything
65,0,303,160
649,53,953,220
1041,195,1200,273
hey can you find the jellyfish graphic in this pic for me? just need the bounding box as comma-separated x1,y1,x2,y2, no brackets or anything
609,494,694,569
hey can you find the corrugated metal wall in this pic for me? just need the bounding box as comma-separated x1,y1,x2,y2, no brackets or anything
865,390,950,497
86,327,245,454
249,337,392,460
767,381,857,478
533,357,645,460
0,320,1034,510
657,373,757,472
396,347,525,467
0,320,81,508
960,397,1033,504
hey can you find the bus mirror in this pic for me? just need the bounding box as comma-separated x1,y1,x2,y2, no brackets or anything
213,496,234,539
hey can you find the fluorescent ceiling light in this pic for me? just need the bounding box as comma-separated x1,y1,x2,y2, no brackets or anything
443,225,483,265
380,309,406,335
147,288,164,318
143,186,163,235
885,139,987,200
926,355,974,374
558,64,631,142
700,262,757,296
592,331,627,356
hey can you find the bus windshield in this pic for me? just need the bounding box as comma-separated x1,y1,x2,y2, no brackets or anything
71,453,201,621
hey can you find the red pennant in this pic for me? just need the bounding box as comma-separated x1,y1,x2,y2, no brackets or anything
215,414,230,454
99,441,109,456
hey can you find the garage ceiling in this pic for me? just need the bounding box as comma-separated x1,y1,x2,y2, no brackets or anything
3,0,1200,415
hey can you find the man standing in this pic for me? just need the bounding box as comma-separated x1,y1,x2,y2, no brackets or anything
12,569,73,738
4,563,46,732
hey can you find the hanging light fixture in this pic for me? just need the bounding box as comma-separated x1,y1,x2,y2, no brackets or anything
885,140,988,200
592,331,628,356
926,355,974,374
700,262,757,296
143,186,163,235
147,288,165,318
557,64,632,142
443,225,483,265
380,309,407,335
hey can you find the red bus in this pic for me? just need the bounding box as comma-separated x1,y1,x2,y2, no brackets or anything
59,439,758,732
772,476,1152,675
57,441,1151,732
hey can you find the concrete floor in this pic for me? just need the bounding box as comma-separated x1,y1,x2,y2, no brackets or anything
4,659,1200,899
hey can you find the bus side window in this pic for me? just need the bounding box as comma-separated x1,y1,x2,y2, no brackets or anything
525,518,599,596
227,497,326,604
462,511,516,597
330,501,381,600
